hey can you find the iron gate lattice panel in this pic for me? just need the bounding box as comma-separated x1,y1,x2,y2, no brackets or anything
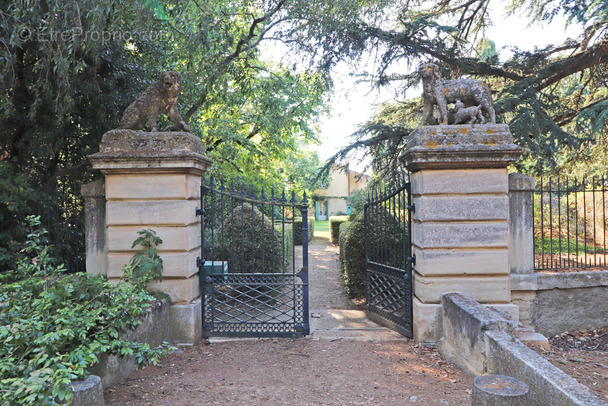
364,179,413,338
198,175,310,338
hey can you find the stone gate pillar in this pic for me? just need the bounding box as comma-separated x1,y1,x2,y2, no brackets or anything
401,124,523,342
89,129,213,345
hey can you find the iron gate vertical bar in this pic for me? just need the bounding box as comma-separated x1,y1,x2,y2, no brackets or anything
300,201,310,336
405,181,413,329
199,180,208,335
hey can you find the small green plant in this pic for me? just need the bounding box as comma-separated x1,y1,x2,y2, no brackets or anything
127,229,164,288
0,218,172,405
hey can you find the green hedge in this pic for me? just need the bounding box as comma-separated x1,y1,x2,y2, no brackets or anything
338,221,352,275
340,213,366,298
340,210,408,299
329,215,349,244
221,205,292,273
293,216,315,245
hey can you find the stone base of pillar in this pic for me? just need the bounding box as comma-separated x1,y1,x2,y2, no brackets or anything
169,298,203,345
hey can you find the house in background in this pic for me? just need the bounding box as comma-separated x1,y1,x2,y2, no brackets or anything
313,164,370,220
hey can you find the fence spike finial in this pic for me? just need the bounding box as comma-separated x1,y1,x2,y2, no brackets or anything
301,192,308,206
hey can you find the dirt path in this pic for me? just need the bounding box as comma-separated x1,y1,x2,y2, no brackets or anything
104,242,474,405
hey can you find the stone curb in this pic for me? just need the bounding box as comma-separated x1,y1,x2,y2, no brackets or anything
438,292,607,406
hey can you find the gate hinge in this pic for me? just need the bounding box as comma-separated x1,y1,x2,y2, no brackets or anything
407,255,416,265
407,204,415,213
197,257,205,268
196,208,205,216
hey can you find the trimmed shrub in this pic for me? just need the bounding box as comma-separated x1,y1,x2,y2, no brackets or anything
329,215,349,244
341,213,366,298
221,205,292,273
341,210,408,299
293,216,315,245
338,221,352,275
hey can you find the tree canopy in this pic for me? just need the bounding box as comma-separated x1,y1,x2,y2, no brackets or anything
298,0,608,178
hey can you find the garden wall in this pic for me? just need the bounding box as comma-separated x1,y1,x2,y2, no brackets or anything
511,271,608,337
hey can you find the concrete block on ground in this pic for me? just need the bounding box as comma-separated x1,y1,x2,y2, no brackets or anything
68,375,104,406
472,374,529,405
438,292,513,375
169,298,202,345
413,248,509,276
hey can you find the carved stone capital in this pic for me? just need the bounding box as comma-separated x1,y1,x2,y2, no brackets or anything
401,124,523,172
89,129,213,175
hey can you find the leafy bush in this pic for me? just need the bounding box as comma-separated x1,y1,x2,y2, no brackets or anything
347,188,368,220
329,216,349,244
293,216,315,245
341,213,366,298
338,221,352,275
0,217,172,405
0,160,35,272
221,205,292,273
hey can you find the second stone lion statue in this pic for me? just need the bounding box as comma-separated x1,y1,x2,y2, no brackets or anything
119,71,191,132
419,63,495,125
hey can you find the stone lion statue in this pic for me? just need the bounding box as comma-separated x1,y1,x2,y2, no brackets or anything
453,100,485,125
119,71,191,132
419,63,495,125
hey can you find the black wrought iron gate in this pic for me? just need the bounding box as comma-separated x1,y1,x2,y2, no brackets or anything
197,176,310,338
364,179,414,338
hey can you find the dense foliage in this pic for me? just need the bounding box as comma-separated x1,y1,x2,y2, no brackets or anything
0,218,171,405
339,213,366,298
0,0,332,271
220,205,293,274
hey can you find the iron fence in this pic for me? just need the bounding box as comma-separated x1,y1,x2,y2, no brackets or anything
199,175,310,337
534,175,608,271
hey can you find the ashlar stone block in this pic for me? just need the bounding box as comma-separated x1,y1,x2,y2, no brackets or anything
414,274,511,303
106,200,199,226
107,225,200,252
108,249,199,279
411,169,508,195
413,248,509,276
413,195,508,222
106,173,201,200
412,221,508,249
